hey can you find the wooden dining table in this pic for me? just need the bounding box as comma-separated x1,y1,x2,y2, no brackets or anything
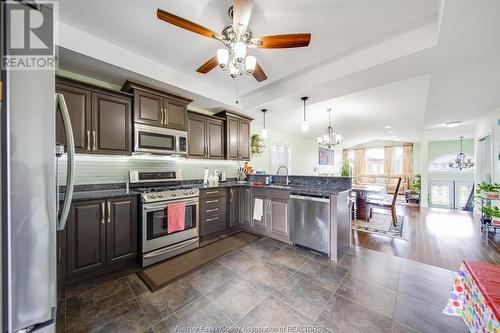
351,184,386,221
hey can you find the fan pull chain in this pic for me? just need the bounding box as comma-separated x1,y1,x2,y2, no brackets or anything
234,77,240,104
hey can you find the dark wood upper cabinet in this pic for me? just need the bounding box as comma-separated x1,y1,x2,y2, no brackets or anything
215,111,253,160
187,112,224,159
134,90,163,126
238,119,251,160
122,81,191,131
56,82,91,153
106,197,137,265
66,200,106,278
56,77,133,156
91,92,132,155
165,99,187,130
207,119,224,159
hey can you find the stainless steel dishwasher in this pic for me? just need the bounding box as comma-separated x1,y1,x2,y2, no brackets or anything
289,194,330,255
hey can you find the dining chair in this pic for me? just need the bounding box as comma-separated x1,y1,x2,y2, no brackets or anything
366,177,402,226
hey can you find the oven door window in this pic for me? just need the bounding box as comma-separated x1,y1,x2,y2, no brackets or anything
146,203,196,240
138,131,176,151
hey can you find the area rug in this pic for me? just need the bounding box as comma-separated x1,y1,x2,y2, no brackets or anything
352,212,408,240
138,231,259,292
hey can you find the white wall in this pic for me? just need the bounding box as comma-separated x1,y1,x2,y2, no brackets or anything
475,107,500,183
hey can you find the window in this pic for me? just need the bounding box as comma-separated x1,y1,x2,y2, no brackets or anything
365,148,384,175
271,142,291,175
429,154,475,171
348,150,355,170
392,146,403,175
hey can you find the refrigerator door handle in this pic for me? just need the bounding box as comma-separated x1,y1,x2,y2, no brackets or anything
57,93,75,231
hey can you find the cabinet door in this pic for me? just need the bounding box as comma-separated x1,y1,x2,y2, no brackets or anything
188,114,207,158
207,119,224,159
56,83,91,153
241,188,253,225
91,92,132,155
67,200,106,277
164,98,187,130
229,188,240,228
134,90,163,126
252,196,268,233
227,117,240,160
106,197,137,265
239,120,251,160
270,199,289,239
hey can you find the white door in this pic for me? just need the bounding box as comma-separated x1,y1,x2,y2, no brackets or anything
429,181,454,209
455,181,474,210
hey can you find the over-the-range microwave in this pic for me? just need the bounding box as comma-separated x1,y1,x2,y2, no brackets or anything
134,124,188,155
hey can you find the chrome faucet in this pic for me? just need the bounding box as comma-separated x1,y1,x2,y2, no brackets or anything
276,166,290,185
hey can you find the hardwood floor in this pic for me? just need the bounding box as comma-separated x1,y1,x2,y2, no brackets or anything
353,205,500,271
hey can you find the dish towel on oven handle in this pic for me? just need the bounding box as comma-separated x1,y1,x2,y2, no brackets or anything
167,202,186,233
253,198,264,222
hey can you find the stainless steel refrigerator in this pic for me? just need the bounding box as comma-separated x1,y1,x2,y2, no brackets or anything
1,3,75,332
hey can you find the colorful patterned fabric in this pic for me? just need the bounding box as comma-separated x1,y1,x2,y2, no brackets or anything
444,262,500,333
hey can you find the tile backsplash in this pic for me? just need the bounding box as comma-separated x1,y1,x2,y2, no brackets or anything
58,154,242,185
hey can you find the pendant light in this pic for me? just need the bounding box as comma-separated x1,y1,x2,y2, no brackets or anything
301,96,309,132
317,108,341,149
261,109,268,138
448,136,474,170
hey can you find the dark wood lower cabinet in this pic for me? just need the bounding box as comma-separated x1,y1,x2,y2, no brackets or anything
65,196,137,279
228,187,240,228
106,197,137,264
67,200,106,277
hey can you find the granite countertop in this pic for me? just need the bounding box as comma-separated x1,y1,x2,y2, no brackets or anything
60,189,140,202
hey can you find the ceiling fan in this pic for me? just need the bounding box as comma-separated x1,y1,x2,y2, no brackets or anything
157,0,311,82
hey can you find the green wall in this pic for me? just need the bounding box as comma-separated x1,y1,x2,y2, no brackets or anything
250,123,321,175
427,139,474,181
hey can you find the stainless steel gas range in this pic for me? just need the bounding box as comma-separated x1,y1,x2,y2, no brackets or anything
130,170,200,267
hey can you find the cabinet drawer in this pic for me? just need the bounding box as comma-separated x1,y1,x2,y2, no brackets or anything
268,189,290,201
200,213,226,236
200,195,226,210
199,188,227,199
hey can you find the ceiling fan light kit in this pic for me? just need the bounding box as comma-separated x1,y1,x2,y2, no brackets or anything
156,0,311,82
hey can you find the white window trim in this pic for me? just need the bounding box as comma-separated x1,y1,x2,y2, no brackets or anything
271,141,291,175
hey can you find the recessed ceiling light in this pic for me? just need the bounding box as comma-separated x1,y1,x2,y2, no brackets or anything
384,126,392,129
445,121,463,128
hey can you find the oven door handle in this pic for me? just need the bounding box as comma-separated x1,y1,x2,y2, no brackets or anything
143,199,199,211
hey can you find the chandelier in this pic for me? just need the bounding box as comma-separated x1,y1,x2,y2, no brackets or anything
448,136,474,170
216,40,256,78
317,108,342,149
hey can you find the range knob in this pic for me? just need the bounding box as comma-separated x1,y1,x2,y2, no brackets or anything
189,190,194,194
149,194,157,199
171,192,177,197
184,191,188,195
157,193,163,198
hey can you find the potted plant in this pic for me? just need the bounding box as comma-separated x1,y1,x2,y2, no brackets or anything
250,134,265,156
476,181,500,199
340,159,351,177
482,206,500,225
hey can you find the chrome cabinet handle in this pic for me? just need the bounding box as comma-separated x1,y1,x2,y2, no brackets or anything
160,108,164,124
101,202,105,224
107,202,111,223
92,131,96,151
86,130,91,150
162,108,167,125
205,199,219,204
206,217,219,222
206,191,219,195
206,208,219,213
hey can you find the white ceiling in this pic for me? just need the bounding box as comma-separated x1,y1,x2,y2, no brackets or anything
56,0,500,145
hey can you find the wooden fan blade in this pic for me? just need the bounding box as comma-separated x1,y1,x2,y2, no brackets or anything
233,0,253,30
157,9,217,39
255,33,311,48
252,63,267,82
196,56,218,74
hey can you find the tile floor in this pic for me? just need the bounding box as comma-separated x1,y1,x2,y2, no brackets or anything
58,237,468,333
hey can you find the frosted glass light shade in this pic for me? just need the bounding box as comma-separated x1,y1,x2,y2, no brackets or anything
244,55,256,73
317,137,322,144
229,62,237,77
261,128,268,138
301,120,309,132
234,41,246,61
217,49,229,67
